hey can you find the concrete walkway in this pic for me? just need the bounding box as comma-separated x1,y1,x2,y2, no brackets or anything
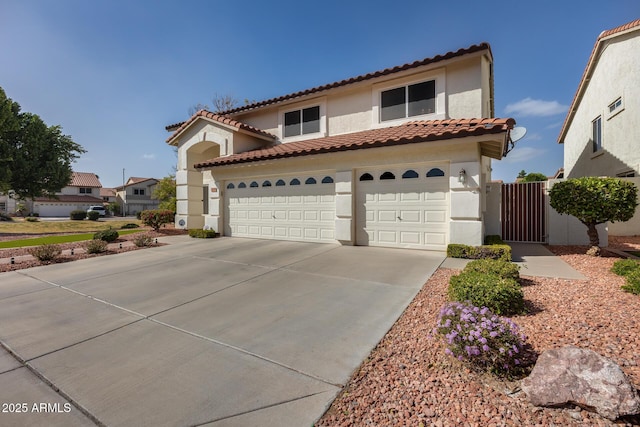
0,237,445,427
441,242,586,280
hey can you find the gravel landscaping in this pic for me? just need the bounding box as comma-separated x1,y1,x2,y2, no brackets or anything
317,241,640,426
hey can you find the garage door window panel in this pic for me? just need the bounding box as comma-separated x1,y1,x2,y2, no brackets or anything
402,170,419,179
427,168,445,177
380,171,395,180
276,179,286,186
359,173,374,181
238,182,247,188
305,177,317,184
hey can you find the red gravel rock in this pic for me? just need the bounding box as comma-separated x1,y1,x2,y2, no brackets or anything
317,245,640,426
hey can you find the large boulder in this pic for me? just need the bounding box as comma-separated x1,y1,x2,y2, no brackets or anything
522,346,640,420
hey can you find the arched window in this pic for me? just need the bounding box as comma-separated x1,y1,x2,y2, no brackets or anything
262,180,272,187
226,183,235,189
359,173,374,181
402,170,419,179
238,182,247,188
321,176,334,184
380,171,395,180
305,177,317,184
426,168,445,177
250,181,259,188
290,178,301,186
275,179,286,186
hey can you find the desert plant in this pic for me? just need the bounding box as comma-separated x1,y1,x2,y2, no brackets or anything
70,210,87,220
448,271,525,315
446,243,511,262
0,212,13,221
93,227,119,242
132,233,155,247
85,239,108,254
549,177,638,252
622,269,640,295
611,259,640,277
25,216,39,222
120,223,140,229
464,259,520,281
188,228,217,238
86,210,100,221
28,244,61,262
433,302,528,375
484,235,505,245
140,209,174,231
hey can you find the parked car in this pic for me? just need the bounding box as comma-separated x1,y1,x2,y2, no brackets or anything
87,206,106,216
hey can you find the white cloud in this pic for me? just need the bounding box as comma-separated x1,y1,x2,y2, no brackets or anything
142,153,156,160
523,132,542,141
502,146,546,164
505,98,568,117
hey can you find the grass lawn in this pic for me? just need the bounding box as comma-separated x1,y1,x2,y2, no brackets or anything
0,229,145,248
0,218,147,248
0,218,143,234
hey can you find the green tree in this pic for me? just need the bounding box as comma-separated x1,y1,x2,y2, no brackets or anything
152,175,177,212
0,87,85,198
549,177,638,252
517,170,527,179
521,172,548,182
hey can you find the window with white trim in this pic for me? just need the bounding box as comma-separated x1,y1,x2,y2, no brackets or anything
609,97,622,114
592,116,602,153
380,80,435,122
79,187,92,194
284,106,320,137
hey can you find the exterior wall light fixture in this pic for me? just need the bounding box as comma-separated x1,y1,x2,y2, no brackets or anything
458,168,467,184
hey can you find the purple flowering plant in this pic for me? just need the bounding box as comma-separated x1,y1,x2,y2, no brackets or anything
433,301,527,375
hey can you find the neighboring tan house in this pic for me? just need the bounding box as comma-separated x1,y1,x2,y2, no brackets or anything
32,172,103,217
166,43,516,250
115,177,159,215
100,188,117,204
0,192,17,215
559,18,640,178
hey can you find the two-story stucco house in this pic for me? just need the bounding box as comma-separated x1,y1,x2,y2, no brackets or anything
166,43,516,250
559,18,640,178
32,171,104,217
115,177,160,216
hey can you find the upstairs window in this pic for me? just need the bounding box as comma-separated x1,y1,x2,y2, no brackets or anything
284,106,320,137
381,80,435,122
592,116,602,153
609,97,622,114
79,187,92,194
133,188,145,196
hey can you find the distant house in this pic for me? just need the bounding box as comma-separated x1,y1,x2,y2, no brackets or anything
559,18,640,178
166,43,516,250
32,172,103,217
115,177,159,215
100,188,117,204
0,192,17,215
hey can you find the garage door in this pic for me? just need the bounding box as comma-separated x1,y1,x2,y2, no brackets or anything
36,203,82,217
224,175,336,243
356,165,449,250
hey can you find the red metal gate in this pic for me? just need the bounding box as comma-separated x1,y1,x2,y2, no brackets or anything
501,182,547,243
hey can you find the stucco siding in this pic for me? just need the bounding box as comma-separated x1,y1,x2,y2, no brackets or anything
446,58,483,119
563,33,640,178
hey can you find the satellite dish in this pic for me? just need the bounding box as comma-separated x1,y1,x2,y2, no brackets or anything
510,126,527,143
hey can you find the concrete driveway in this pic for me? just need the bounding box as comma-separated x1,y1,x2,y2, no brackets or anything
0,237,444,426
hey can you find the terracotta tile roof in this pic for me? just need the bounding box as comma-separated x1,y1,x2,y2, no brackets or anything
34,195,104,203
69,172,102,188
166,110,277,144
165,42,492,132
195,118,515,168
558,19,640,142
100,188,116,197
127,177,158,185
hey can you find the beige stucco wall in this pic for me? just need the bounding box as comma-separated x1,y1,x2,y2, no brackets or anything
233,52,488,142
563,32,640,178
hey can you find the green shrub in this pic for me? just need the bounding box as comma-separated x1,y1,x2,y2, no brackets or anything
446,243,511,262
140,209,174,231
611,259,640,277
70,210,87,220
28,244,61,262
188,229,217,238
622,269,640,295
86,210,100,221
93,227,119,242
85,239,108,254
25,216,39,222
0,212,13,221
464,259,520,280
120,223,140,229
448,271,524,315
484,235,505,245
132,233,155,247
434,302,528,375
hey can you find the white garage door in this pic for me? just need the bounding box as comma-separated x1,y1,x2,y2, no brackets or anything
36,203,83,217
225,175,336,243
356,165,449,250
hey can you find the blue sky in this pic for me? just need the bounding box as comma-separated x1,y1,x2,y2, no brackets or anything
0,1,638,188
